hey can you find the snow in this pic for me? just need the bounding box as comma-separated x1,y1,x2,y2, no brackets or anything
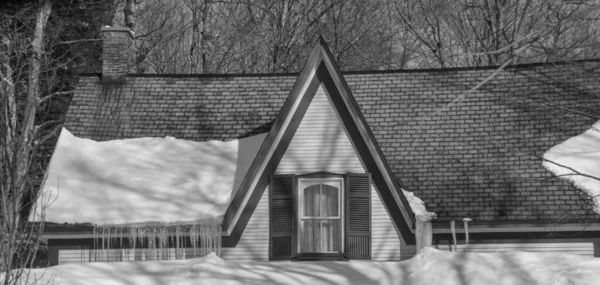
32,128,266,225
9,248,600,285
402,189,436,220
33,128,432,225
543,121,600,213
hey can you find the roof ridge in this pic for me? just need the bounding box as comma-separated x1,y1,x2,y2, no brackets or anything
77,58,600,78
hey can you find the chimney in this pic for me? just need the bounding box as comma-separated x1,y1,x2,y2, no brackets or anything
100,26,134,82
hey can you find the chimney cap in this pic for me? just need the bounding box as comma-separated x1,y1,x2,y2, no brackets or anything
100,26,135,39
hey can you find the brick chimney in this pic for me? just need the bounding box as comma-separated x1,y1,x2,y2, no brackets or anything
100,26,134,82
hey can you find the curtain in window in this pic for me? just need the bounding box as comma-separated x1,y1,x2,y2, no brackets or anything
300,184,340,253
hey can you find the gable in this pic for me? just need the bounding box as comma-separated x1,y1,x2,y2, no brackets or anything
276,85,363,174
222,39,416,247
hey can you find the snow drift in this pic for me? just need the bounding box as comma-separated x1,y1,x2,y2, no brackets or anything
33,128,267,225
543,121,600,213
8,248,600,285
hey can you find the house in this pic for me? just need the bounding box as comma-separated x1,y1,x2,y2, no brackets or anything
38,27,600,266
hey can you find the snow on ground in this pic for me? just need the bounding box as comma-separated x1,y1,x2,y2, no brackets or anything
32,128,266,225
543,121,600,213
9,248,600,285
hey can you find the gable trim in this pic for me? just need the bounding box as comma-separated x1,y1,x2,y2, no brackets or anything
222,39,416,246
315,64,415,244
222,57,322,242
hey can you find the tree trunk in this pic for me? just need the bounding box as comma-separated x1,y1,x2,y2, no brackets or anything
200,0,210,73
124,0,135,30
0,0,52,280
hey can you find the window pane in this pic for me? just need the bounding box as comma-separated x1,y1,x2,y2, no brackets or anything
304,185,320,216
300,219,340,253
321,185,338,217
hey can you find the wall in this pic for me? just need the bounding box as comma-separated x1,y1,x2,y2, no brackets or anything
58,247,214,264
220,187,270,261
434,242,595,257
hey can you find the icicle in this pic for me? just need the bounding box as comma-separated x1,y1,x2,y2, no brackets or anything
92,226,97,262
101,227,105,261
109,227,113,261
175,226,180,259
91,220,222,262
118,227,123,261
463,218,472,251
190,224,197,258
131,225,136,259
450,221,457,252
161,226,167,260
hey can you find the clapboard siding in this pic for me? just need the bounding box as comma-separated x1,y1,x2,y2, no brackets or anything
59,247,214,264
275,84,403,261
220,187,270,261
400,239,417,260
371,185,401,261
276,85,364,175
434,243,595,256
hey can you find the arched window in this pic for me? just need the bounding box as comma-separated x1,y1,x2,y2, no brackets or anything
298,178,343,253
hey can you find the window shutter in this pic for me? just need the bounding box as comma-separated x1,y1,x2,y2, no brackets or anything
269,175,295,260
345,173,371,260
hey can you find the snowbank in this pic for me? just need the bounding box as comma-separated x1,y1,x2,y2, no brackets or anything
9,248,600,285
32,128,266,225
543,121,600,213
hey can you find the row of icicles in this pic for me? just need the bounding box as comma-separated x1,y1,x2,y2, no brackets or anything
92,223,222,262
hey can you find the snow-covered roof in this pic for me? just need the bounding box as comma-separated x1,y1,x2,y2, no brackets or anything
33,128,266,225
543,120,600,214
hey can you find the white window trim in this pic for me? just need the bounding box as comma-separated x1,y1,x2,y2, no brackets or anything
297,177,344,253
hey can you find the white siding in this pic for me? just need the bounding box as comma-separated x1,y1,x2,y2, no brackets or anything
59,247,214,264
220,187,270,261
276,85,363,175
434,242,594,256
371,184,401,261
400,239,417,261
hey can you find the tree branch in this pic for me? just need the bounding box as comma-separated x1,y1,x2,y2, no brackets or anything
37,90,74,105
57,39,101,45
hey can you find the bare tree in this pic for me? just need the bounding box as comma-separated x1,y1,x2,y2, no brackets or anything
184,0,211,73
394,0,600,68
0,0,111,281
1,0,53,282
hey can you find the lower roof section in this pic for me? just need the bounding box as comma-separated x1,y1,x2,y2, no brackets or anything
33,128,265,226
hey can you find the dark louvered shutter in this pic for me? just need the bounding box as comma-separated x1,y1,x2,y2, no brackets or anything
269,175,295,260
345,173,371,260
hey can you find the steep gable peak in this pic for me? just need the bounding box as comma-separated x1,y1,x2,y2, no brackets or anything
222,39,417,246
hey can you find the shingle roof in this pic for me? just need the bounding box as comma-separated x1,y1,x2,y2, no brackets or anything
65,60,600,223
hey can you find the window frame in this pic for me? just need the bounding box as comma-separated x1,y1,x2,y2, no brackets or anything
294,177,345,254
295,174,345,255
